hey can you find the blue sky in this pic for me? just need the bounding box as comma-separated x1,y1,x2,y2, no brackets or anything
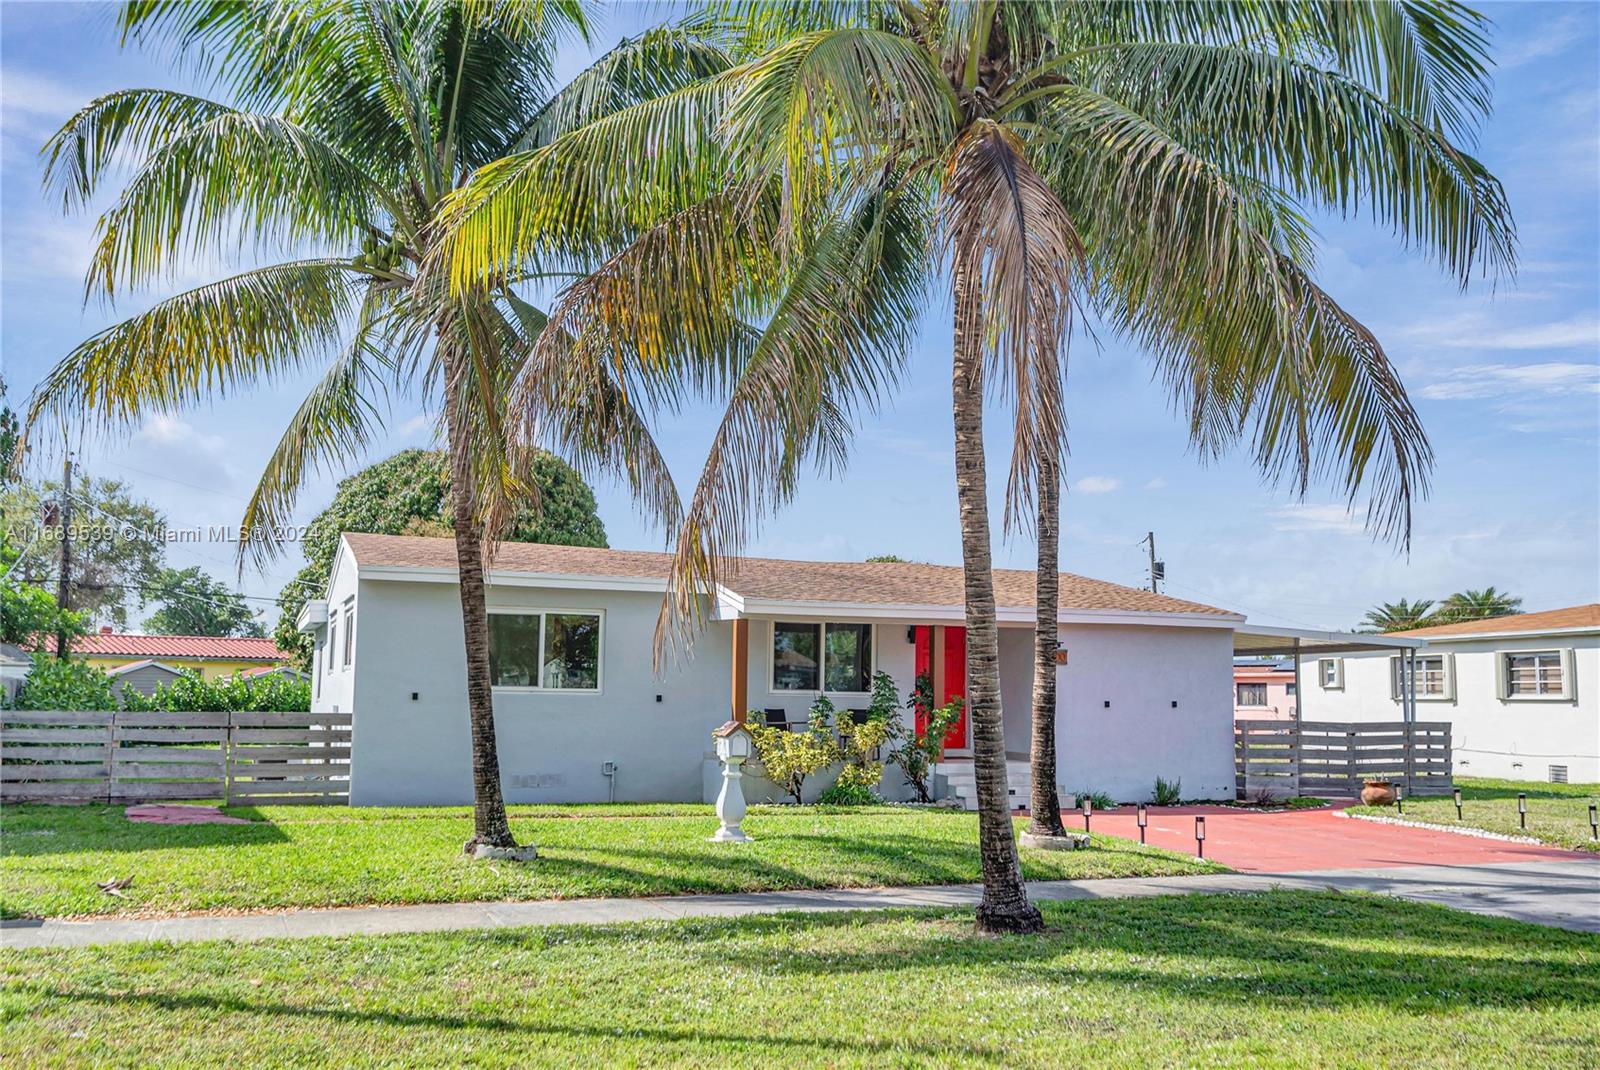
2,1,1596,633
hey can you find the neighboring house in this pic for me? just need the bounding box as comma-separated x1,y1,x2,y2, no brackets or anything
1300,604,1600,783
36,628,290,681
235,665,310,684
1233,658,1297,721
0,642,30,703
303,533,1272,807
106,659,187,699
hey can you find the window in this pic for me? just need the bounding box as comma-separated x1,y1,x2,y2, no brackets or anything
487,611,602,691
1504,650,1565,697
1285,682,1297,697
313,645,321,698
824,623,872,693
1317,658,1343,689
1391,654,1452,700
326,621,337,675
771,621,874,693
341,606,354,668
1236,683,1268,706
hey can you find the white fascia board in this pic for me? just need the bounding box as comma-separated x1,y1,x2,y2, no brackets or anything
728,597,1242,629
1419,625,1600,644
356,563,670,594
1242,623,1428,650
296,600,330,633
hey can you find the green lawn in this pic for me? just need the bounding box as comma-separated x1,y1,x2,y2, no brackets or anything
0,803,1218,919
1349,777,1600,852
2,892,1594,1068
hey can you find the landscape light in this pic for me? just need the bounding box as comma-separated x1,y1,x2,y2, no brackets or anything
1081,796,1092,833
1194,815,1206,859
1518,792,1527,830
1454,787,1463,820
1136,802,1148,845
1395,785,1404,816
1589,804,1596,841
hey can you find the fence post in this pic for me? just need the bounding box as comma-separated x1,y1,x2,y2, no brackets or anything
223,715,234,808
106,711,120,806
1404,723,1416,795
1346,730,1358,796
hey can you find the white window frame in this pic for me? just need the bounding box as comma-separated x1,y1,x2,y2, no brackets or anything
487,607,605,695
341,603,355,669
1389,653,1455,702
1496,648,1574,702
768,620,876,697
326,620,337,676
1317,657,1343,690
1236,682,1269,708
313,643,322,698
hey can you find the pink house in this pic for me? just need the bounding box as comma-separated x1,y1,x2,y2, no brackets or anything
1233,659,1297,721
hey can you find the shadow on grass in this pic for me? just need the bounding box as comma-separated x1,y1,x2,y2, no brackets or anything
6,980,1007,1064
703,892,1600,1010
0,804,290,859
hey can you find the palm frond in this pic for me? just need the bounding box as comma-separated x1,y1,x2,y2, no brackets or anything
41,88,232,209
22,259,359,444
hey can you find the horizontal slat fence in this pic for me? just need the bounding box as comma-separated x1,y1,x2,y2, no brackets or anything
1,710,350,805
1236,719,1452,799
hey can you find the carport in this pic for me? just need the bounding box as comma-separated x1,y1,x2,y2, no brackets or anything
1232,624,1427,722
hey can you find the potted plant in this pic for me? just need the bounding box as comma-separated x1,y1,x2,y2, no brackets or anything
1360,779,1398,806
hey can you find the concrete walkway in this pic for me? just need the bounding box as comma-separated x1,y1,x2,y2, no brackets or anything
4,859,1594,949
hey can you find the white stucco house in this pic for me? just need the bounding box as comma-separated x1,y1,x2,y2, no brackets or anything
1299,604,1600,784
299,533,1399,808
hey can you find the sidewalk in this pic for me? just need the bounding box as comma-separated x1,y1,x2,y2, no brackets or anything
4,859,1594,949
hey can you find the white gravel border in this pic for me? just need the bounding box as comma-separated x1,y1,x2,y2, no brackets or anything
1336,809,1545,845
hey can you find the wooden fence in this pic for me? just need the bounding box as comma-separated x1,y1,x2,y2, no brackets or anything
0,710,350,805
1235,719,1453,799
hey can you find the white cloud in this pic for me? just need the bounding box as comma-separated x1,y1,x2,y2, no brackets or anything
1143,478,1167,491
1269,503,1365,535
1495,10,1591,68
1397,312,1599,352
1419,362,1600,401
1073,475,1120,494
135,414,226,454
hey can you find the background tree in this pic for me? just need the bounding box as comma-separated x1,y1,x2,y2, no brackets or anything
1437,587,1523,623
864,554,908,563
0,476,165,629
1,531,86,646
1359,598,1437,633
444,1,1512,931
141,566,266,637
0,377,19,482
273,449,606,665
21,1,719,853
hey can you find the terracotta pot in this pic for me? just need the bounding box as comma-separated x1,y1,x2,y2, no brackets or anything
1360,780,1397,807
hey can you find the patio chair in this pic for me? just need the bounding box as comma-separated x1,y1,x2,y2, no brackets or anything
761,708,791,731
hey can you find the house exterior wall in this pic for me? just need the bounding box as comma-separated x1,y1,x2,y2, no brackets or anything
1232,668,1297,721
1300,634,1600,783
998,623,1238,802
339,576,731,806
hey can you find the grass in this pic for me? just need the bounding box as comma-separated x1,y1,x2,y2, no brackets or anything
0,803,1219,919
1349,777,1600,852
2,892,1595,1068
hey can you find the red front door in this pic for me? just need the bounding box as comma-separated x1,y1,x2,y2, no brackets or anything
913,625,969,750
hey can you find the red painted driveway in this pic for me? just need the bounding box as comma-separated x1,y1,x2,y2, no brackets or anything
1073,801,1587,873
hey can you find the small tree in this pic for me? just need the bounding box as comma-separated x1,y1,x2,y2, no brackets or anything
7,653,116,710
749,698,840,804
890,672,963,804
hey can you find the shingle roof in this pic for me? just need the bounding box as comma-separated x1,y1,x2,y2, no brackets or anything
343,533,1234,617
1392,604,1600,639
35,633,290,661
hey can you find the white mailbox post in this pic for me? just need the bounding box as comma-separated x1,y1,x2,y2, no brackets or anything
710,720,754,843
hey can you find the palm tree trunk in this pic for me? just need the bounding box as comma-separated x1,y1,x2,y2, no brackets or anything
441,340,518,852
951,254,1043,935
1027,449,1067,837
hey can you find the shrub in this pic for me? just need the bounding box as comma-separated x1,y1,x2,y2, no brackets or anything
1073,789,1116,811
1152,775,1182,806
836,679,896,790
888,672,963,803
749,699,840,804
6,653,116,710
817,781,877,806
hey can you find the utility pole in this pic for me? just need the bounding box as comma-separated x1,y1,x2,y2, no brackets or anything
54,454,73,660
1142,531,1164,593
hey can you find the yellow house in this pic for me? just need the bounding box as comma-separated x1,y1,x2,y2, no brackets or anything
47,629,290,682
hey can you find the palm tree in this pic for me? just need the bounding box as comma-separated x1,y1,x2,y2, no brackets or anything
1359,598,1438,633
20,0,721,853
440,2,1512,932
1437,587,1523,623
